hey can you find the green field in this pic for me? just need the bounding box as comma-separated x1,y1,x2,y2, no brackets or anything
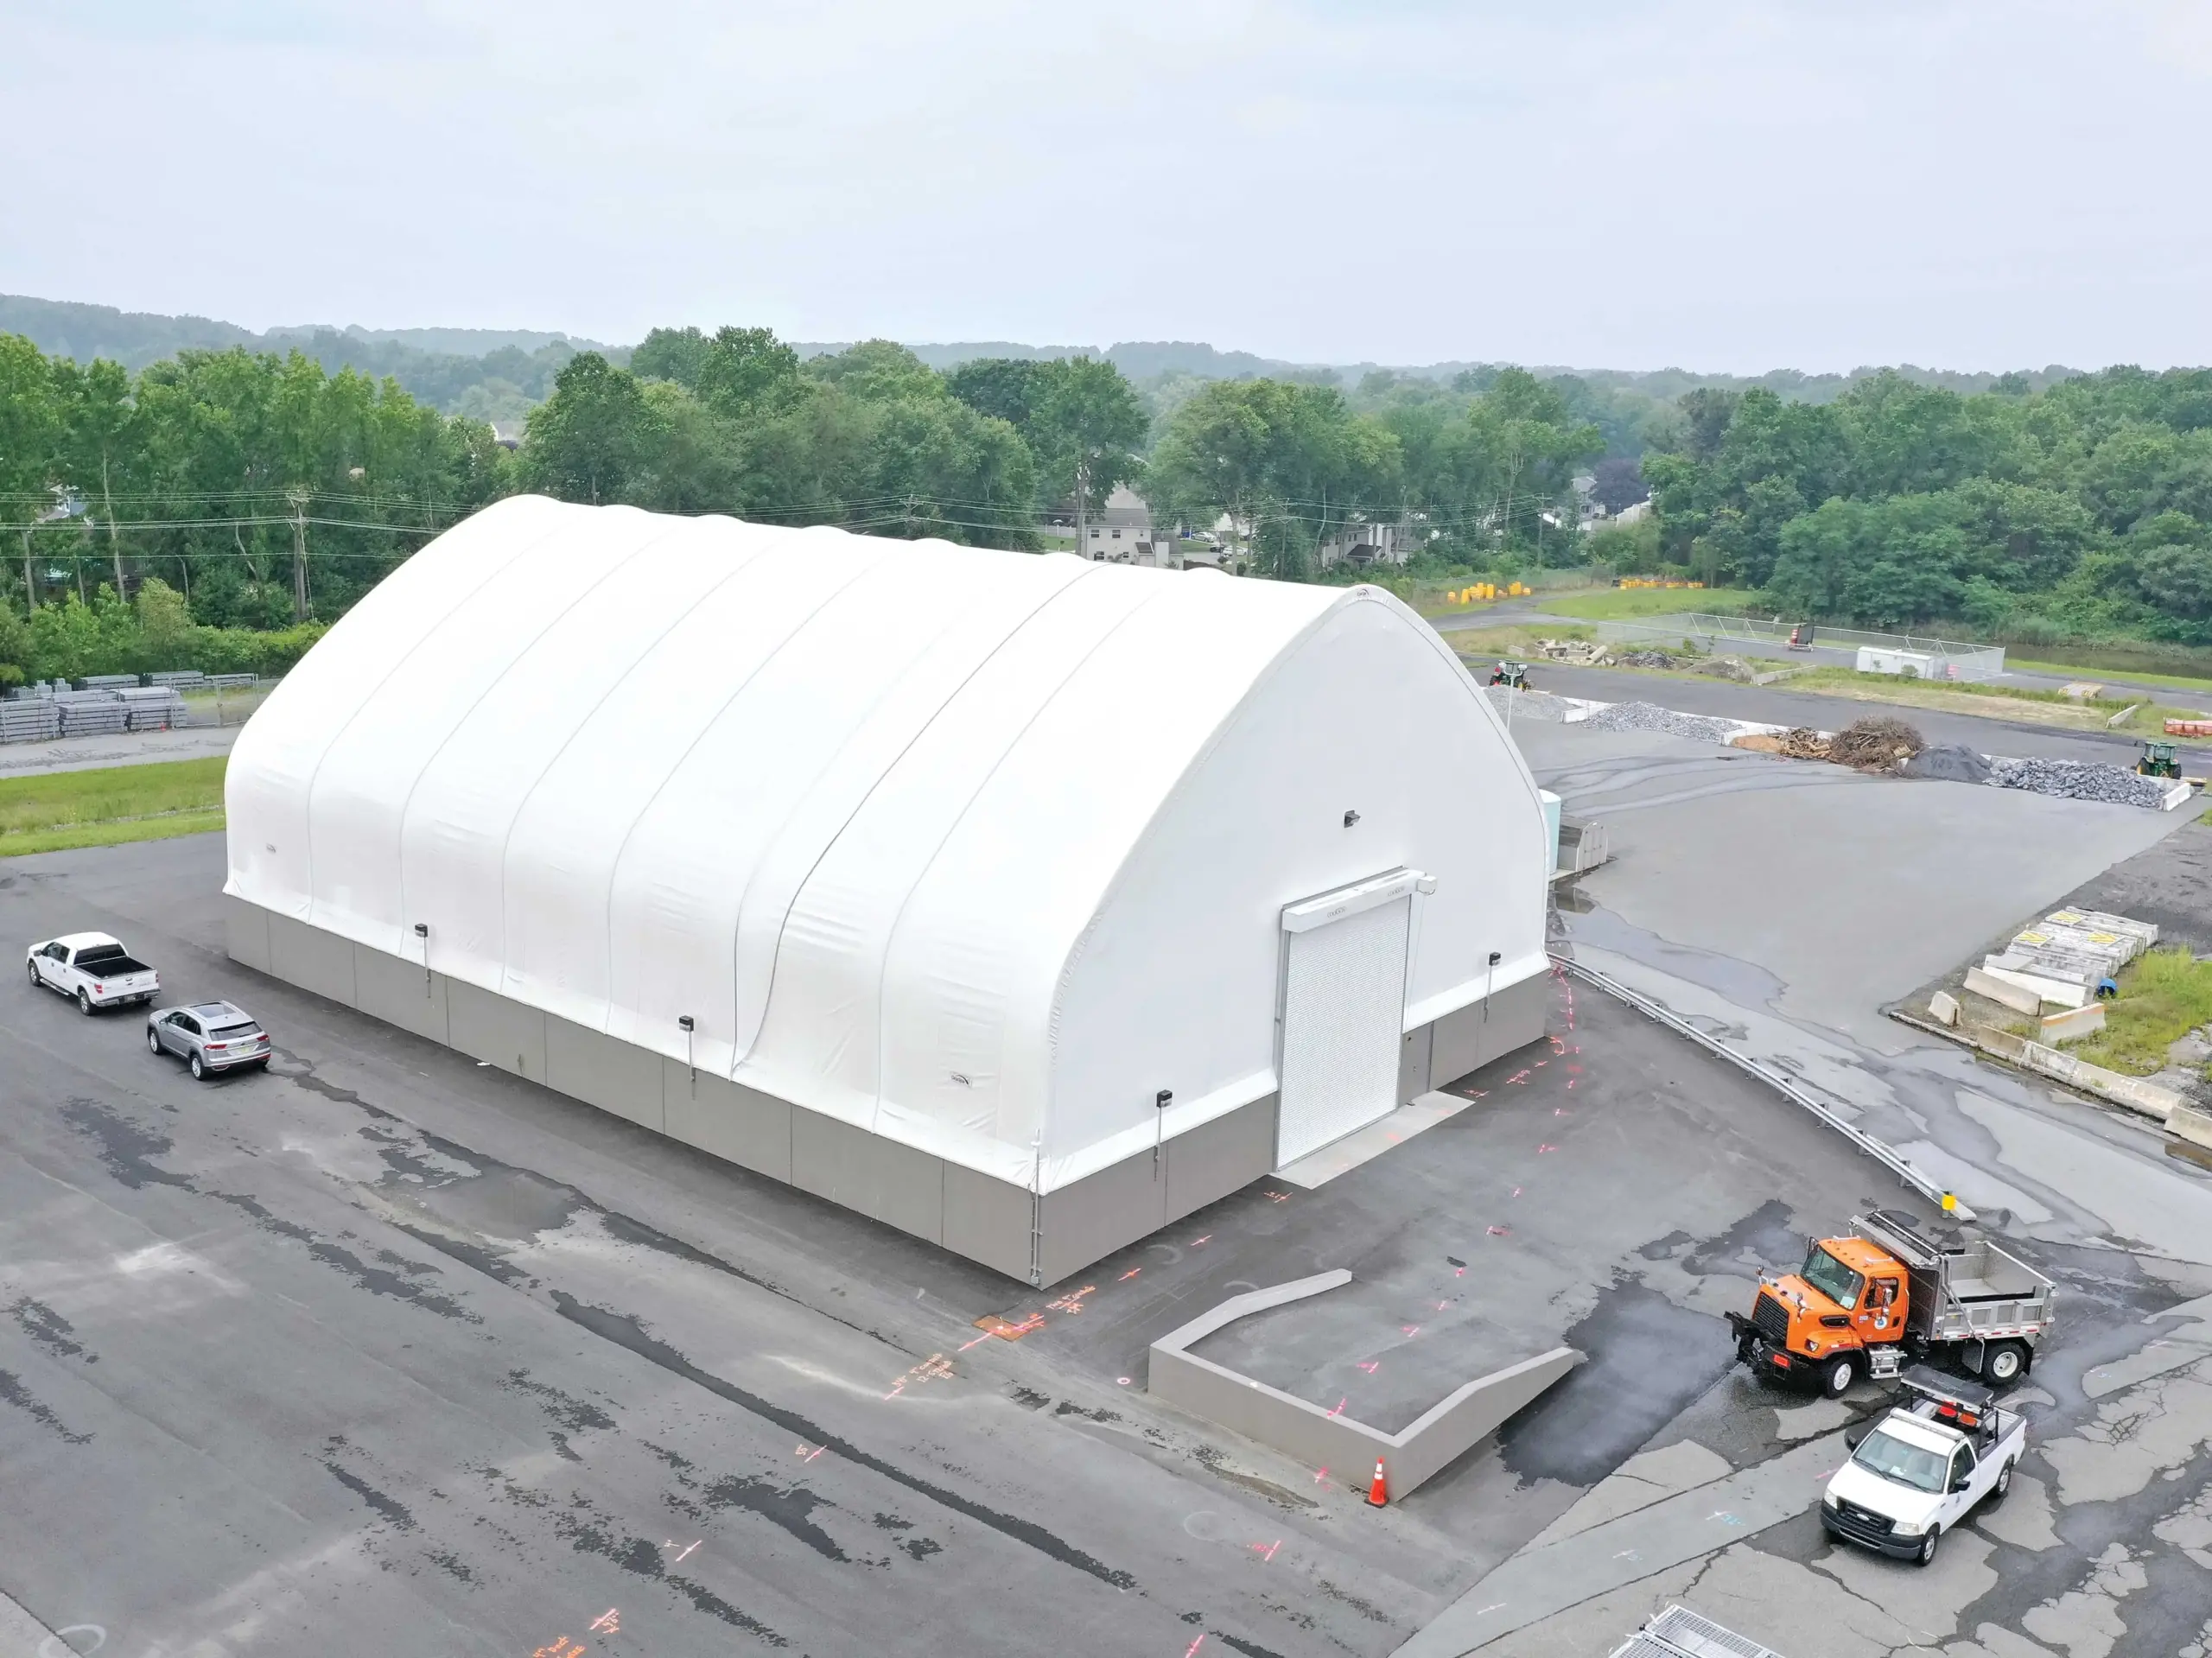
1540,588,1764,620
2009,659,2212,701
2069,948,2212,1077
0,757,228,858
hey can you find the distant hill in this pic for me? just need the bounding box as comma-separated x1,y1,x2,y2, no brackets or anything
2,292,2088,420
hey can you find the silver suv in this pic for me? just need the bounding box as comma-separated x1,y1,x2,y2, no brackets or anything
146,1001,270,1080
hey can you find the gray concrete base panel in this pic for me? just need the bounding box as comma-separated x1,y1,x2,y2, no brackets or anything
448,977,547,1083
353,947,449,1044
1426,969,1551,1091
548,1013,663,1132
267,912,356,1007
222,893,271,974
663,1060,791,1183
1148,1271,1582,1499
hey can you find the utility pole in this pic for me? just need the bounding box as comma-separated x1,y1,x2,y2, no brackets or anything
101,456,124,598
287,491,310,620
1073,457,1089,559
21,529,33,618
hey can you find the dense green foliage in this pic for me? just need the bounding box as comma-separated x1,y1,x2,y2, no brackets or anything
0,331,505,679
1144,367,1601,578
1638,369,2212,639
10,298,2212,666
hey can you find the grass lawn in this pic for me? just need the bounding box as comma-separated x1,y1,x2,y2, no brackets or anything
0,757,227,858
2069,948,2212,1077
1541,588,1764,620
2010,659,2212,702
1774,669,2205,739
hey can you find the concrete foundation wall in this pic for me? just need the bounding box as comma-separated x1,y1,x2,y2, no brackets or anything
1426,969,1551,1090
1148,1271,1583,1499
226,897,1285,1285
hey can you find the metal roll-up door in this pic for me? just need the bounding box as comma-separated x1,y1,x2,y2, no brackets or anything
1275,871,1420,1167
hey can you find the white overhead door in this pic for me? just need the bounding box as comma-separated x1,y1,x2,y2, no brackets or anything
1275,877,1414,1167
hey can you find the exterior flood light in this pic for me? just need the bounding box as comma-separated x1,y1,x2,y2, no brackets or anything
678,1014,696,1089
1343,810,1361,827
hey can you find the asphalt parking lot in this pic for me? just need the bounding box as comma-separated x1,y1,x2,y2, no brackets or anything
6,822,2211,1658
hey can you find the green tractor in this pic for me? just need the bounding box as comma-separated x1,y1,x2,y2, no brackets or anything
2137,740,2182,779
1489,660,1531,691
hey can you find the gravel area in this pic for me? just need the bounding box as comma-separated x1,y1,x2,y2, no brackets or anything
1988,753,2173,808
1580,699,1742,744
1484,686,1570,722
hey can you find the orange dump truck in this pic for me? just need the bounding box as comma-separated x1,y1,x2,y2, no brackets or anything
1726,1210,2054,1396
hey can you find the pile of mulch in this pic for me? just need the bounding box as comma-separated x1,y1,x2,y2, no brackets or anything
1827,716,1925,772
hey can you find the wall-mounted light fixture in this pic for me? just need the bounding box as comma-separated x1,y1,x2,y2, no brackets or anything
1154,1088,1173,1173
678,1014,696,1089
1343,810,1361,828
413,923,430,993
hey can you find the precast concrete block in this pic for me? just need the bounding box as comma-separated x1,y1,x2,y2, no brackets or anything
448,979,547,1081
547,1016,664,1131
223,894,271,974
663,1062,791,1183
353,943,450,1044
268,912,358,1007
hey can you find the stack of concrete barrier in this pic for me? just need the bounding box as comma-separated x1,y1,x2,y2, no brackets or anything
1968,910,2156,1013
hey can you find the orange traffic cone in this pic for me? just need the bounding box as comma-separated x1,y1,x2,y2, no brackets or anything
1365,1458,1388,1508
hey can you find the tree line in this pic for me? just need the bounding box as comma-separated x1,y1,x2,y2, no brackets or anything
1637,368,2212,641
7,314,2212,686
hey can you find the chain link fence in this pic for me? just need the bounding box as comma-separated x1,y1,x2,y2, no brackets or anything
1592,613,2007,683
1,673,277,744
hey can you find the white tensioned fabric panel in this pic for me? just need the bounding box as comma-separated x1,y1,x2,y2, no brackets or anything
603,541,1093,1077
1276,896,1413,1166
225,493,571,922
500,523,874,1031
742,564,1170,1166
875,571,1340,1188
302,506,682,954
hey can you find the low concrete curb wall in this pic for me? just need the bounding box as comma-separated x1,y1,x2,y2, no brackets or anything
1896,1010,2183,1123
1147,1271,1581,1501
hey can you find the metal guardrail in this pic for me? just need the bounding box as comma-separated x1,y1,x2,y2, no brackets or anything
1551,952,1973,1220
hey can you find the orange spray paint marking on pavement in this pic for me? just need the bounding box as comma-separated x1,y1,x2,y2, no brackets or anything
1357,1359,1380,1374
1251,1539,1283,1562
1402,1324,1422,1337
1328,1396,1347,1416
1118,1267,1142,1281
1185,1637,1207,1657
1537,1144,1558,1153
1190,1235,1213,1247
1047,1286,1097,1316
589,1610,621,1635
1488,1224,1510,1236
1511,1186,1522,1197
533,1640,586,1658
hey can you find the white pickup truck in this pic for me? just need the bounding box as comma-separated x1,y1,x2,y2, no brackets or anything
1821,1368,2024,1566
27,932,162,1013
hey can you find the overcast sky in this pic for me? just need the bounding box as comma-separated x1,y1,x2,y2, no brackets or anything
6,1,2210,373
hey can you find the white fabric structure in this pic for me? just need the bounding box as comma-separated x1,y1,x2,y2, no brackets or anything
226,496,1548,1194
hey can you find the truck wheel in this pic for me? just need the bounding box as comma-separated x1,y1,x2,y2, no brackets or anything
1823,1353,1859,1396
26,961,40,991
1984,1341,2030,1387
1987,1461,2013,1507
1915,1527,1940,1567
188,1052,205,1082
148,1027,162,1055
76,988,94,1016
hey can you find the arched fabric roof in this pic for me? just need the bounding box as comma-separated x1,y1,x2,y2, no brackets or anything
226,496,1547,1191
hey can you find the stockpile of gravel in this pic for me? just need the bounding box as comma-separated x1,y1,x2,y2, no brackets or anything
1903,744,1994,785
1580,700,1742,743
1988,755,2171,808
1484,685,1568,721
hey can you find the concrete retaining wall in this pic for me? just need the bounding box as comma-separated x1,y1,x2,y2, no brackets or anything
1147,1271,1582,1500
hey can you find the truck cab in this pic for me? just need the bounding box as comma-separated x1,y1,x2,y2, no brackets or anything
1821,1369,2024,1566
1729,1235,1906,1395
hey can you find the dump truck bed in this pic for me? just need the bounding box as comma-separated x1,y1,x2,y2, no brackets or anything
1855,1210,2054,1342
